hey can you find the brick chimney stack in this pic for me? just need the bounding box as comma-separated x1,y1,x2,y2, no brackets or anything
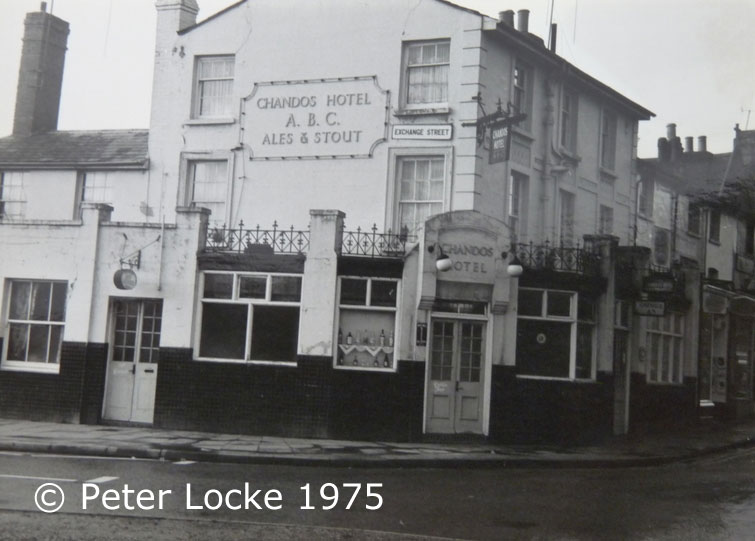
12,4,70,136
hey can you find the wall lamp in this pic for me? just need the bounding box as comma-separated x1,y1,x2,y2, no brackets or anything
427,243,453,272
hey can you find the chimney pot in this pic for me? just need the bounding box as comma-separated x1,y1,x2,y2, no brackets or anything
685,136,694,153
666,123,677,140
517,9,530,33
40,2,47,12
698,136,707,152
499,10,515,27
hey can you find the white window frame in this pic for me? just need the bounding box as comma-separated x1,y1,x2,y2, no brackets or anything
335,276,400,372
600,109,618,171
708,209,721,244
559,189,576,246
195,271,302,365
0,171,26,220
512,61,533,131
192,55,235,119
2,279,67,374
386,147,452,235
638,178,654,219
80,171,113,205
599,204,614,235
180,152,233,226
560,88,578,153
509,171,528,242
687,201,701,236
401,40,450,110
646,312,684,384
516,288,596,381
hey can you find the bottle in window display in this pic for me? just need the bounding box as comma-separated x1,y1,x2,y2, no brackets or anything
388,330,394,347
379,329,385,346
338,328,343,344
346,332,353,345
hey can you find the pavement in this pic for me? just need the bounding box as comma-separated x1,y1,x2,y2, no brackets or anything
0,418,753,468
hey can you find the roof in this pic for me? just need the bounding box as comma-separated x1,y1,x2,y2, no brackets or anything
0,130,149,170
486,23,654,120
178,0,486,35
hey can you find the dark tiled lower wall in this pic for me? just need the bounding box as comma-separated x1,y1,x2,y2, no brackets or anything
628,373,697,434
154,349,425,441
0,341,106,424
489,366,614,444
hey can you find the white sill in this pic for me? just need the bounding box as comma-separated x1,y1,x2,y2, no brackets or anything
334,364,396,373
1,362,60,375
184,117,237,127
516,374,596,383
194,357,297,367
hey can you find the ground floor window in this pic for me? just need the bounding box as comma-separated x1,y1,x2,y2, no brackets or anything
198,272,301,363
516,288,595,380
646,312,684,384
3,280,67,372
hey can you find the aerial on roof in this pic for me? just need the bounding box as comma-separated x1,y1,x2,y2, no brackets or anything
0,130,149,170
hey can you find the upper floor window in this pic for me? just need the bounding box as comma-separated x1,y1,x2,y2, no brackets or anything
559,190,575,246
3,280,67,373
81,172,113,204
638,178,654,218
187,160,228,225
708,210,721,243
509,171,528,242
599,205,614,235
600,110,618,170
403,40,450,107
193,56,235,118
654,227,671,267
687,202,701,236
397,155,445,233
513,61,532,130
560,89,578,153
0,172,25,220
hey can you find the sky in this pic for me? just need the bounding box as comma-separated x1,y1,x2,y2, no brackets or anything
1,0,754,158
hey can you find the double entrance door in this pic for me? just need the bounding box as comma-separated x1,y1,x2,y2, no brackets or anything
426,319,485,434
103,299,162,424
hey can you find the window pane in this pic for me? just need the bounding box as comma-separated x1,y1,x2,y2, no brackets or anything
203,273,233,299
340,278,367,305
576,324,593,378
9,281,31,320
371,280,397,307
27,325,49,363
518,289,543,316
199,303,247,359
517,320,571,378
270,276,302,302
7,323,29,361
547,291,572,317
239,276,267,299
250,306,299,362
30,282,51,321
50,283,67,321
48,325,63,364
578,296,596,322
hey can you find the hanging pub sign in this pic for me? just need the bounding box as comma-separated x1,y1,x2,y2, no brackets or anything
113,268,137,290
489,121,511,164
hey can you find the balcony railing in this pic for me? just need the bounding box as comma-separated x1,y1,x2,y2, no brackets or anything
512,241,601,276
341,224,414,258
205,221,309,254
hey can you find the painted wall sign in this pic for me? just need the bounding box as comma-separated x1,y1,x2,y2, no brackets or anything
242,76,388,159
634,300,665,316
391,124,452,140
643,275,676,293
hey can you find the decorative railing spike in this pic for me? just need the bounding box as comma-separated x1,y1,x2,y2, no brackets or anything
203,220,309,254
341,223,415,258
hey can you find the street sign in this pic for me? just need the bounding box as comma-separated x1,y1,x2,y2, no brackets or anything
634,300,665,316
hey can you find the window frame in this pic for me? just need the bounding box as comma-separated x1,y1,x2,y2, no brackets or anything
516,288,596,381
192,55,236,120
0,171,26,220
508,171,528,243
180,152,233,226
559,189,576,246
335,276,400,372
638,178,654,219
2,279,67,374
600,109,618,171
560,88,578,154
599,204,614,235
400,39,451,111
708,209,721,244
512,60,533,131
687,201,702,237
386,147,452,235
645,312,684,385
195,271,302,365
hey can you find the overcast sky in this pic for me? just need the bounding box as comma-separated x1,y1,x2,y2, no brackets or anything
1,0,754,158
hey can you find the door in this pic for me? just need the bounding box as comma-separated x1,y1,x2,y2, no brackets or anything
103,299,162,423
427,319,485,434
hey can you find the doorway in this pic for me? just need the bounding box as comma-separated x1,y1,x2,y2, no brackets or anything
103,299,162,423
426,319,485,434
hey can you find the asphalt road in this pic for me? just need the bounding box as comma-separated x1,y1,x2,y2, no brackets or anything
1,447,755,540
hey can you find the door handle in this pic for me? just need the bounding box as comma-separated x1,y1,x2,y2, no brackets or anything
144,368,154,374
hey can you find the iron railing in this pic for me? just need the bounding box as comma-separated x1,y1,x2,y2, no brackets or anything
512,240,601,276
205,221,309,254
341,224,414,258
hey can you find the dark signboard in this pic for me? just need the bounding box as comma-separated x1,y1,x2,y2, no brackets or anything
643,274,676,293
489,121,511,164
634,300,665,316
